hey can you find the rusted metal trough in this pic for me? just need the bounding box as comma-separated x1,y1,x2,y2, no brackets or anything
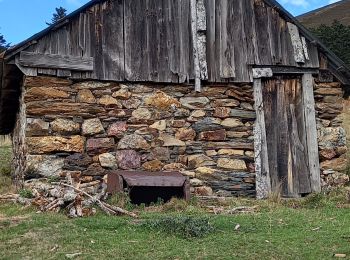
107,171,190,205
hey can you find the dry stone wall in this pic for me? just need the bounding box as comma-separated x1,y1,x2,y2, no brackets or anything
21,76,256,197
314,80,349,187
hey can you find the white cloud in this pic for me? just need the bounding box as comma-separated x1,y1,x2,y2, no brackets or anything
328,0,341,3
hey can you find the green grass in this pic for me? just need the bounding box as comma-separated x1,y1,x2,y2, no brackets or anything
0,145,13,194
0,192,349,260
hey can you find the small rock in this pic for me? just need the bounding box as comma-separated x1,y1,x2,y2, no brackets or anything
193,117,222,132
82,118,105,136
122,98,142,109
151,147,170,161
180,97,210,109
117,134,150,150
212,99,240,107
64,153,92,170
188,154,215,168
198,129,226,141
132,108,152,120
51,118,80,135
320,156,348,171
221,118,244,128
149,120,167,131
26,155,65,177
26,118,50,136
195,167,216,175
86,138,115,155
217,158,247,170
76,89,96,104
159,134,186,147
190,110,206,118
112,87,132,100
214,107,231,118
175,128,196,141
206,150,218,156
98,95,122,107
99,153,117,168
27,136,85,154
145,91,181,110
163,163,187,171
116,150,141,170
170,120,187,128
82,163,106,176
319,149,337,160
190,178,204,187
107,122,128,137
218,149,244,156
142,160,164,171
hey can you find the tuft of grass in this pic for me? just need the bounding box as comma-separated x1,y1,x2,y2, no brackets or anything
18,189,34,199
143,215,214,239
0,145,13,194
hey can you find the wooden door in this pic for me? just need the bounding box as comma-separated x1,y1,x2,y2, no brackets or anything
262,76,312,197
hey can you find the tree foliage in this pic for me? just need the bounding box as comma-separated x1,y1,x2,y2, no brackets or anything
310,20,350,68
46,7,67,26
0,31,10,53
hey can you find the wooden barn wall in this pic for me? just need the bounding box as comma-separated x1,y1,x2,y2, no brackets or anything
18,0,320,83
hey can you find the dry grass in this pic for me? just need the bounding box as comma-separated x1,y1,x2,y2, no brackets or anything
0,144,14,194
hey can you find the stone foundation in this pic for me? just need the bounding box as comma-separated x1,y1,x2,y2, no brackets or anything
20,76,256,197
314,80,349,187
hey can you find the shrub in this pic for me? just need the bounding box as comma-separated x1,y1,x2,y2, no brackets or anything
19,189,34,199
143,215,214,239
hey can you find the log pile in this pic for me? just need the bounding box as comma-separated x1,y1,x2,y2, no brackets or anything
0,174,137,218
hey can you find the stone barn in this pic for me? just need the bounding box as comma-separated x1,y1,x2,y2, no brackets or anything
0,0,349,200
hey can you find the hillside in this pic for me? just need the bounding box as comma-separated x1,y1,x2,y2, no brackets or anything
298,0,350,28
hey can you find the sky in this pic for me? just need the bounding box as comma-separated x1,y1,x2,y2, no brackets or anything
0,0,342,45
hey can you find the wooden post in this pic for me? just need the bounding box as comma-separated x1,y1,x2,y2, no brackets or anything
253,78,271,199
302,74,321,192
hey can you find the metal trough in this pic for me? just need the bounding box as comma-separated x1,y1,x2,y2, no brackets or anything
107,171,190,204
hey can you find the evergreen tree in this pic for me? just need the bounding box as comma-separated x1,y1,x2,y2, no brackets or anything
0,31,10,53
310,20,350,68
46,7,67,26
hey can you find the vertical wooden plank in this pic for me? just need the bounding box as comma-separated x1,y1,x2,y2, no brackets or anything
219,0,236,79
287,22,305,64
254,78,271,199
302,74,321,192
190,0,201,91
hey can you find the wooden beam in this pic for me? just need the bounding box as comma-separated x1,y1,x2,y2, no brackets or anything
253,78,271,199
252,68,273,79
19,51,94,71
287,22,305,63
302,74,321,193
15,56,37,76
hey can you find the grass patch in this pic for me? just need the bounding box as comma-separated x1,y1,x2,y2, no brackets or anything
0,191,350,259
0,145,13,194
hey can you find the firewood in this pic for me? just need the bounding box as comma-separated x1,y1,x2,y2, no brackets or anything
52,182,137,218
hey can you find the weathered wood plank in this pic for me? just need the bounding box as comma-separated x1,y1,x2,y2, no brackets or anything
190,0,201,91
302,73,321,192
19,51,94,71
253,78,271,199
287,22,305,64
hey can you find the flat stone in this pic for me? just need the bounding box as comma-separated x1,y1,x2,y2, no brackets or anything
170,120,187,128
190,178,204,187
99,153,117,168
117,134,150,150
116,150,141,170
192,117,222,132
76,89,96,104
64,153,92,170
314,88,343,96
26,155,65,177
181,170,196,178
50,118,80,135
82,118,105,136
73,81,112,89
319,149,337,160
98,95,122,107
86,138,115,155
27,136,85,154
190,110,206,118
240,102,254,110
112,87,132,100
320,156,348,171
318,127,346,150
161,163,186,171
205,150,218,156
174,108,190,118
151,147,170,161
194,186,213,196
159,134,186,147
107,122,128,137
149,120,167,131
175,128,196,141
121,98,142,109
132,108,152,120
226,131,250,138
180,97,210,109
221,118,244,128
195,167,216,175
218,149,244,156
25,76,72,89
212,99,240,107
214,107,231,118
198,129,226,141
142,160,164,172
82,163,106,176
217,158,247,170
26,118,49,136
145,91,181,110
230,109,256,119
25,87,70,101
245,151,255,158
188,154,215,168
336,146,348,156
